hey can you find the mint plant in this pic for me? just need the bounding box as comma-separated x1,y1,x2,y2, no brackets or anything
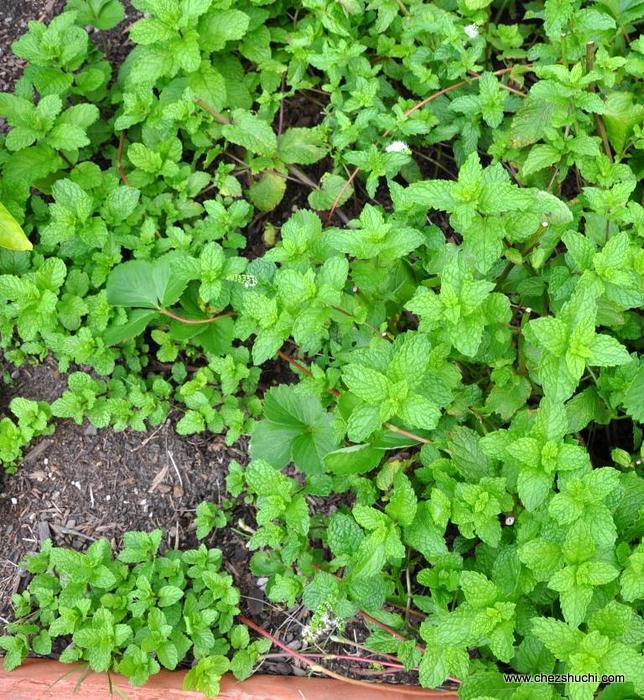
1,0,643,698
0,529,269,695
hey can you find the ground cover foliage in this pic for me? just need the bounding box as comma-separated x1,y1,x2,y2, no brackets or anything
0,0,643,697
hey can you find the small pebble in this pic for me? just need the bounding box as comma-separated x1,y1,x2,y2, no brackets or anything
10,497,17,505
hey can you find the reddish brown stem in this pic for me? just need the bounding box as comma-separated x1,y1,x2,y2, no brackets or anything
266,652,408,670
386,601,427,620
277,350,342,397
325,167,361,224
159,308,236,325
356,610,425,653
117,132,129,186
238,615,457,697
402,66,518,120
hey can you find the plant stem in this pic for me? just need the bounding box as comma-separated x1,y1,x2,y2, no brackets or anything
194,98,230,125
395,0,407,15
330,635,407,663
263,652,408,670
385,601,427,620
384,423,430,445
59,151,74,168
356,610,425,654
238,614,456,697
158,308,236,325
277,350,343,396
585,41,612,161
117,131,129,186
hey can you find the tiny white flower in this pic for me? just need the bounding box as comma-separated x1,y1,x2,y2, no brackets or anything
505,515,515,526
541,220,549,227
385,140,411,154
464,24,479,40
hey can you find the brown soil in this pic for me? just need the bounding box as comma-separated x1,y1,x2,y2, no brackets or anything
0,1,49,93
0,359,252,623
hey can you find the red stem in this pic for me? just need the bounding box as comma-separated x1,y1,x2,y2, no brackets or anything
277,350,342,397
356,610,425,653
238,615,458,697
267,652,408,670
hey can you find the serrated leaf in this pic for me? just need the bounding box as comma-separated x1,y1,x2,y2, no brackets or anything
222,110,276,156
510,98,555,148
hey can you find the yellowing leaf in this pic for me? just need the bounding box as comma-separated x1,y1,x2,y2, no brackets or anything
248,171,286,212
0,202,32,251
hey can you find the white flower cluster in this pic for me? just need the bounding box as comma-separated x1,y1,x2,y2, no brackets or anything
302,610,336,643
464,24,479,40
385,140,411,154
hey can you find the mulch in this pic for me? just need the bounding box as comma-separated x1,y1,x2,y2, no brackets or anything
0,358,253,621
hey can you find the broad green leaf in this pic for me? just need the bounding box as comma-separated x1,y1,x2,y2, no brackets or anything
250,385,339,474
248,171,286,212
323,443,382,475
602,92,644,154
106,257,191,310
